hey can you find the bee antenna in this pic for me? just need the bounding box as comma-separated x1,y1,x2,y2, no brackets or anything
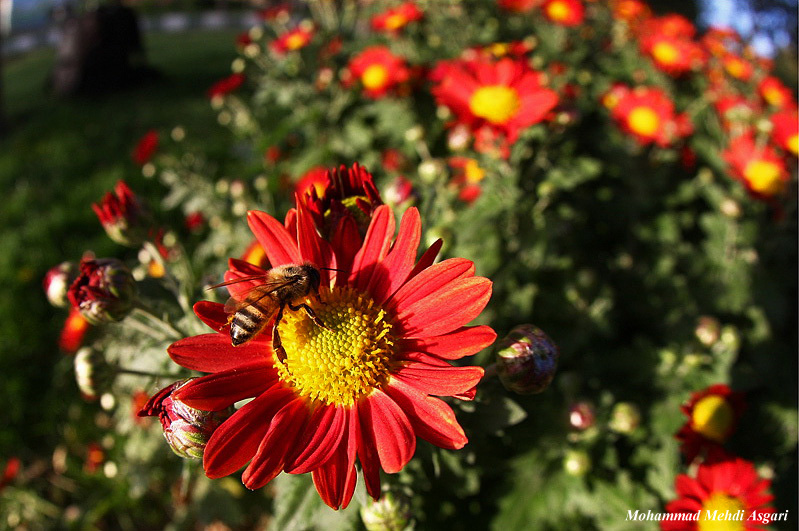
319,267,343,272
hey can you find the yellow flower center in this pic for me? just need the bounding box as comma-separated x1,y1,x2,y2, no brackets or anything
275,287,396,407
546,1,571,22
691,395,734,442
469,85,521,124
698,492,745,531
724,58,746,79
285,33,308,50
385,13,408,30
744,159,784,196
787,134,798,155
628,106,660,137
764,88,784,107
652,41,680,65
362,64,390,90
465,159,486,183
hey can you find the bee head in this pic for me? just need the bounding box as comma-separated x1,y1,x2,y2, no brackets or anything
297,263,322,294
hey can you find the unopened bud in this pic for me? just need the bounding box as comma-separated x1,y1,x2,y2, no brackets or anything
563,449,591,476
92,181,152,247
695,316,721,347
608,402,641,434
138,379,233,459
74,348,116,400
43,261,79,308
360,491,412,531
384,176,417,207
568,402,596,431
496,325,560,395
68,258,137,325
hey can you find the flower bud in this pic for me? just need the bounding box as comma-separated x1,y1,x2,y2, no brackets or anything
138,379,233,459
68,258,137,325
563,449,591,476
496,324,559,395
608,402,641,434
695,316,721,347
43,261,78,307
568,401,596,431
92,181,152,247
360,491,411,531
384,176,417,208
74,348,116,400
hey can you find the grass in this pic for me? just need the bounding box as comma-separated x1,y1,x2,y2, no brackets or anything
0,28,240,455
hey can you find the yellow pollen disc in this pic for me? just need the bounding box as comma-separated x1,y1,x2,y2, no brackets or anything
546,1,570,21
698,492,745,531
628,106,660,137
385,13,407,30
744,159,784,196
691,395,734,442
764,88,784,107
285,33,308,50
787,134,798,155
469,85,521,125
465,159,486,183
362,64,390,90
652,41,680,65
725,59,745,79
275,287,396,407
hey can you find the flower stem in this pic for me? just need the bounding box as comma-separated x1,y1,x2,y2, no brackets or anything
116,367,176,379
131,304,184,340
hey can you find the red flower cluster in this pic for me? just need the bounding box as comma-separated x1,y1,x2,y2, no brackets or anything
675,384,745,463
609,86,692,147
371,2,423,34
271,25,315,54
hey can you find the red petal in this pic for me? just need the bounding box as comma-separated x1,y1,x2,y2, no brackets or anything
285,405,347,474
193,301,229,333
331,216,361,287
175,363,277,411
242,399,308,489
393,277,492,338
247,210,301,267
349,205,395,291
355,400,382,500
398,325,497,360
203,385,295,478
368,207,421,305
220,260,268,301
311,408,358,510
284,208,298,239
360,389,415,474
168,334,271,373
387,258,475,313
393,363,484,400
406,238,442,280
384,378,467,450
228,258,267,277
296,201,336,285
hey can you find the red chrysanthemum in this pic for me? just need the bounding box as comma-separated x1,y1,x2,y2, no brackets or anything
722,133,789,198
371,2,423,34
609,0,651,25
348,46,410,99
208,73,245,100
701,27,741,57
497,0,542,12
771,109,798,156
640,33,704,76
294,166,329,199
271,25,315,54
675,384,745,463
0,458,20,492
541,0,584,27
721,54,753,81
166,200,495,509
639,14,696,40
758,77,795,110
431,56,558,147
610,86,690,147
132,129,158,166
59,307,91,354
662,458,774,530
449,157,486,204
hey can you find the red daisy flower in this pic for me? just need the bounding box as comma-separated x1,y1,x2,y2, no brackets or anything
59,307,91,354
771,109,798,156
132,129,158,166
541,0,584,27
640,34,704,76
723,134,789,198
758,76,795,109
271,25,315,55
701,27,741,57
640,14,696,40
721,54,753,82
295,166,329,199
371,2,423,34
166,200,495,509
497,0,542,12
662,458,774,530
208,73,245,100
431,56,558,147
610,86,689,147
348,46,410,99
449,157,486,204
609,0,651,25
675,384,745,463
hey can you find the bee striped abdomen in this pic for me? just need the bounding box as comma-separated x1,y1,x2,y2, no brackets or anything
230,303,271,346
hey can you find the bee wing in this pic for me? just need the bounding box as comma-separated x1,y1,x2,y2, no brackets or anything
221,277,298,314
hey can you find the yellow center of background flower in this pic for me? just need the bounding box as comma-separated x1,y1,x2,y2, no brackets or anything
275,287,396,407
787,134,798,155
691,395,733,442
469,85,521,124
385,13,408,30
286,33,307,50
362,64,390,90
652,41,680,65
547,1,570,21
744,159,783,196
764,88,784,107
628,106,660,137
465,159,486,183
698,492,745,531
724,59,746,79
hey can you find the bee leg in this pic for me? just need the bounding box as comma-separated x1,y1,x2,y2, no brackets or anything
272,305,287,363
290,302,332,331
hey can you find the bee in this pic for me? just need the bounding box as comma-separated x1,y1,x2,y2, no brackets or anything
209,262,329,361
